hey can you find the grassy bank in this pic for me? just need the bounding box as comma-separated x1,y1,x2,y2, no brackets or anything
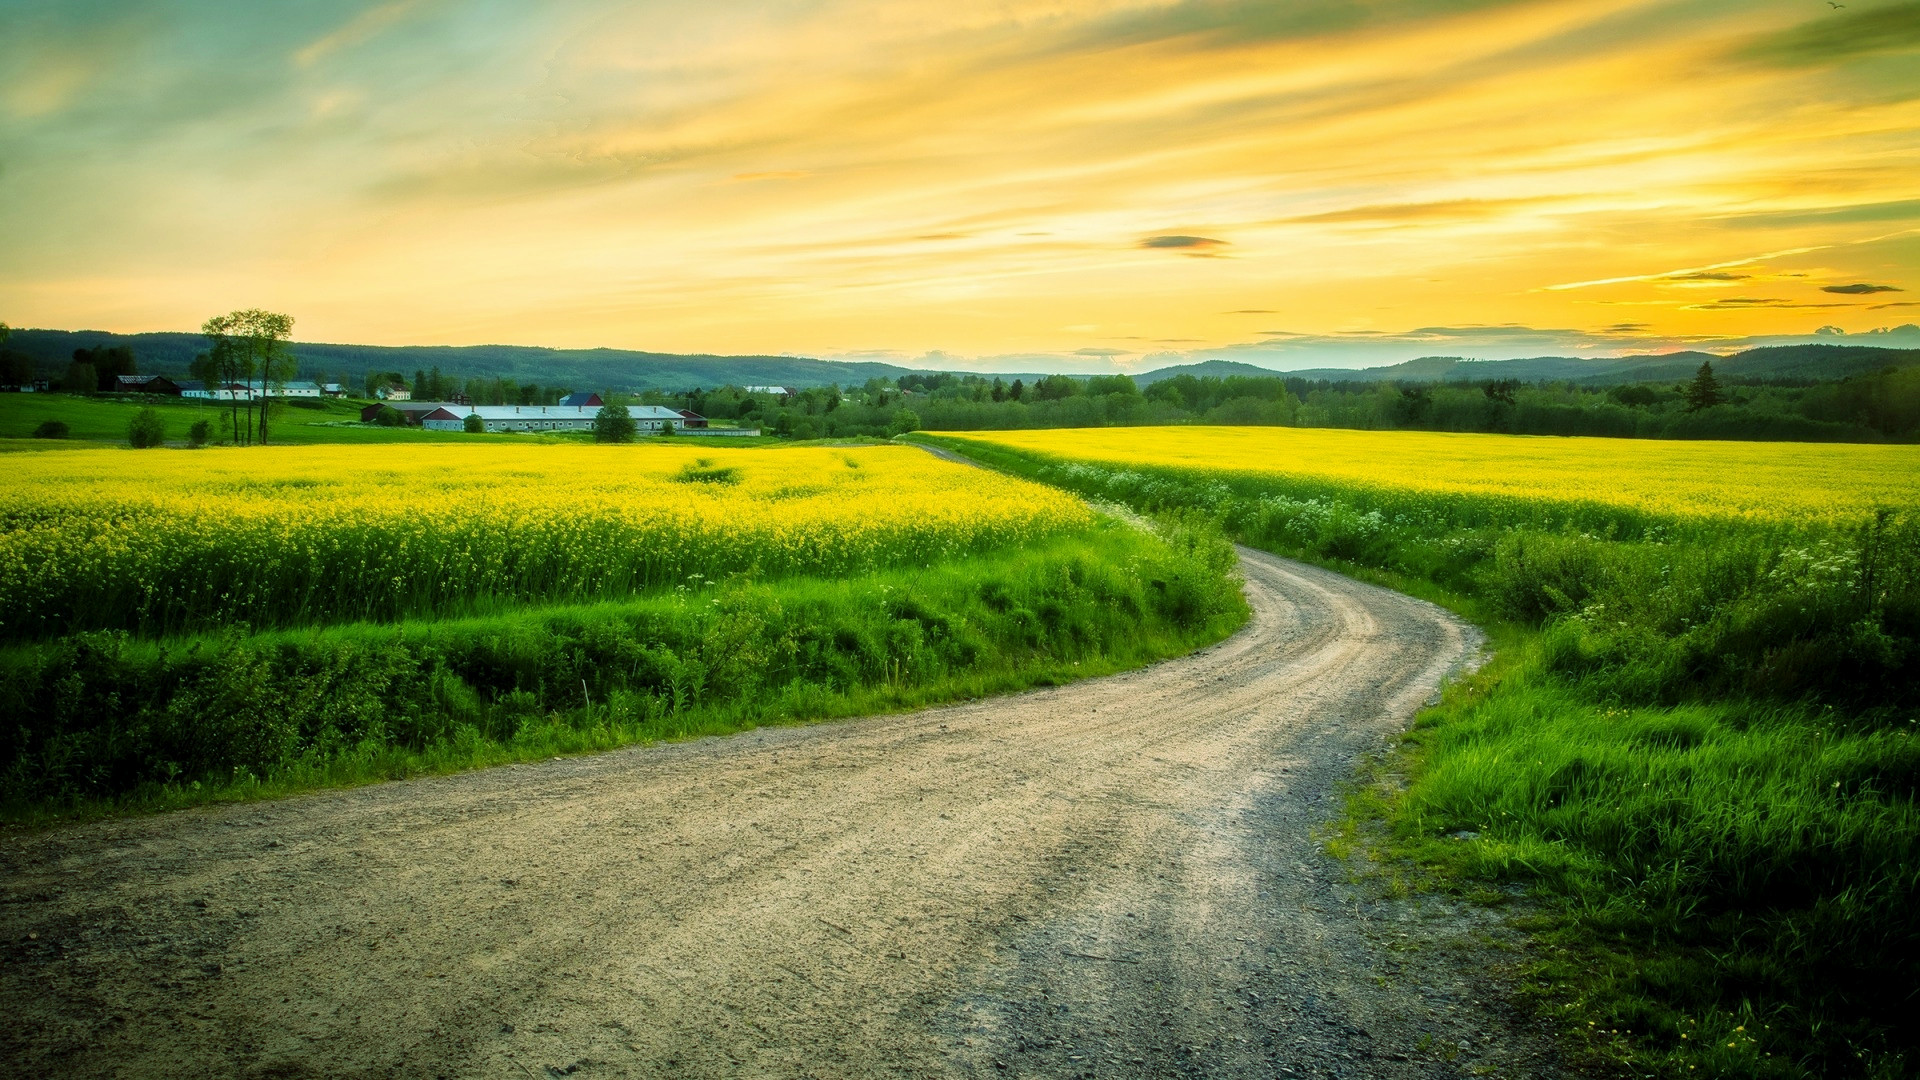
911,430,1919,1080
0,522,1246,824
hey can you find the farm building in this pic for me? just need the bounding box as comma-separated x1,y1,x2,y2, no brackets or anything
114,374,183,395
183,381,254,401
420,404,699,433
242,380,323,398
360,401,468,424
559,392,603,407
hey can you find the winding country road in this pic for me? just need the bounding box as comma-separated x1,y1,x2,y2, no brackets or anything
1,549,1571,1079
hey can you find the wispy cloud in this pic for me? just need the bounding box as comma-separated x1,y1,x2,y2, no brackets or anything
1139,235,1229,251
294,0,427,69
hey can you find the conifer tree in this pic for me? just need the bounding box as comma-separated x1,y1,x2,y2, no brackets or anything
1683,359,1723,412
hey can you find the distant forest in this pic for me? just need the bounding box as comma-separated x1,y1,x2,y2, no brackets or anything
657,359,1920,443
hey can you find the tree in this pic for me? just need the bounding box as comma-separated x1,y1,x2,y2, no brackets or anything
888,408,922,436
128,408,166,448
660,418,675,437
0,323,31,389
187,420,211,448
372,405,405,427
594,404,636,443
463,413,485,433
76,345,136,390
1033,374,1079,401
1008,378,1025,402
1683,360,1723,412
203,309,294,444
1483,379,1519,405
0,348,32,387
414,370,429,402
63,359,97,395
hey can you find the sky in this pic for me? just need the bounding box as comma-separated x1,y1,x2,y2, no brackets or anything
2,0,1918,372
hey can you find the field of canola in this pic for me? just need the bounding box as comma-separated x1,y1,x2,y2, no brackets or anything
0,443,1092,639
935,426,1920,524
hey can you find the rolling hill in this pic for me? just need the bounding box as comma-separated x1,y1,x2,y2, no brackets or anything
2,330,924,392
1137,342,1920,386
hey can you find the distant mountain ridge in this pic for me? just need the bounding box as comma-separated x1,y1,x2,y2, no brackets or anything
1135,343,1920,386
11,328,1920,391
4,330,924,391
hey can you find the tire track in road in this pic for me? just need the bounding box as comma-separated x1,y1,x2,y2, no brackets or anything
1,549,1568,1079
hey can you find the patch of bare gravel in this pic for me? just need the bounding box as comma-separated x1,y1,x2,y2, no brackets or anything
0,549,1569,1079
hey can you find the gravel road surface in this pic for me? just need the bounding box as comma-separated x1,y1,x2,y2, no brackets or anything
1,548,1572,1079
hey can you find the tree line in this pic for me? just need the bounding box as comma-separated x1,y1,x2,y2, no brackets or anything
671,359,1919,442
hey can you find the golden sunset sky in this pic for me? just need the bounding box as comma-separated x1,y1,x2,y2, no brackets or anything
2,0,1917,369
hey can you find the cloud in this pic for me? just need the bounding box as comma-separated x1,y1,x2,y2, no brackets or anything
1684,297,1859,310
728,170,811,183
1283,196,1559,225
294,0,426,69
1547,247,1825,291
1823,282,1903,294
1661,271,1749,282
1736,2,1920,68
1139,234,1229,251
1073,347,1131,357
1223,309,1277,314
1714,199,1920,230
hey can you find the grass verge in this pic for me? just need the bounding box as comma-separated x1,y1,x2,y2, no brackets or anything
910,432,1919,1080
1,519,1246,826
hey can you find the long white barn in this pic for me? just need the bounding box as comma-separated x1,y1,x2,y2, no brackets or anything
420,404,691,433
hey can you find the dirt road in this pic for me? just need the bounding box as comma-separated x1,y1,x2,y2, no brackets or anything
1,549,1568,1079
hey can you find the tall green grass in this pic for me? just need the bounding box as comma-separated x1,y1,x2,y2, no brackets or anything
912,433,1920,1079
1,521,1246,821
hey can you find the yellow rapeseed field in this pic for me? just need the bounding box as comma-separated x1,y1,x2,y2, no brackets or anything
936,427,1920,524
0,443,1091,637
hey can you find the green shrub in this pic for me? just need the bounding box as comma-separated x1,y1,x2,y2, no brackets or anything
372,406,405,427
463,413,485,433
187,420,210,448
127,408,165,448
594,404,636,443
31,420,68,440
